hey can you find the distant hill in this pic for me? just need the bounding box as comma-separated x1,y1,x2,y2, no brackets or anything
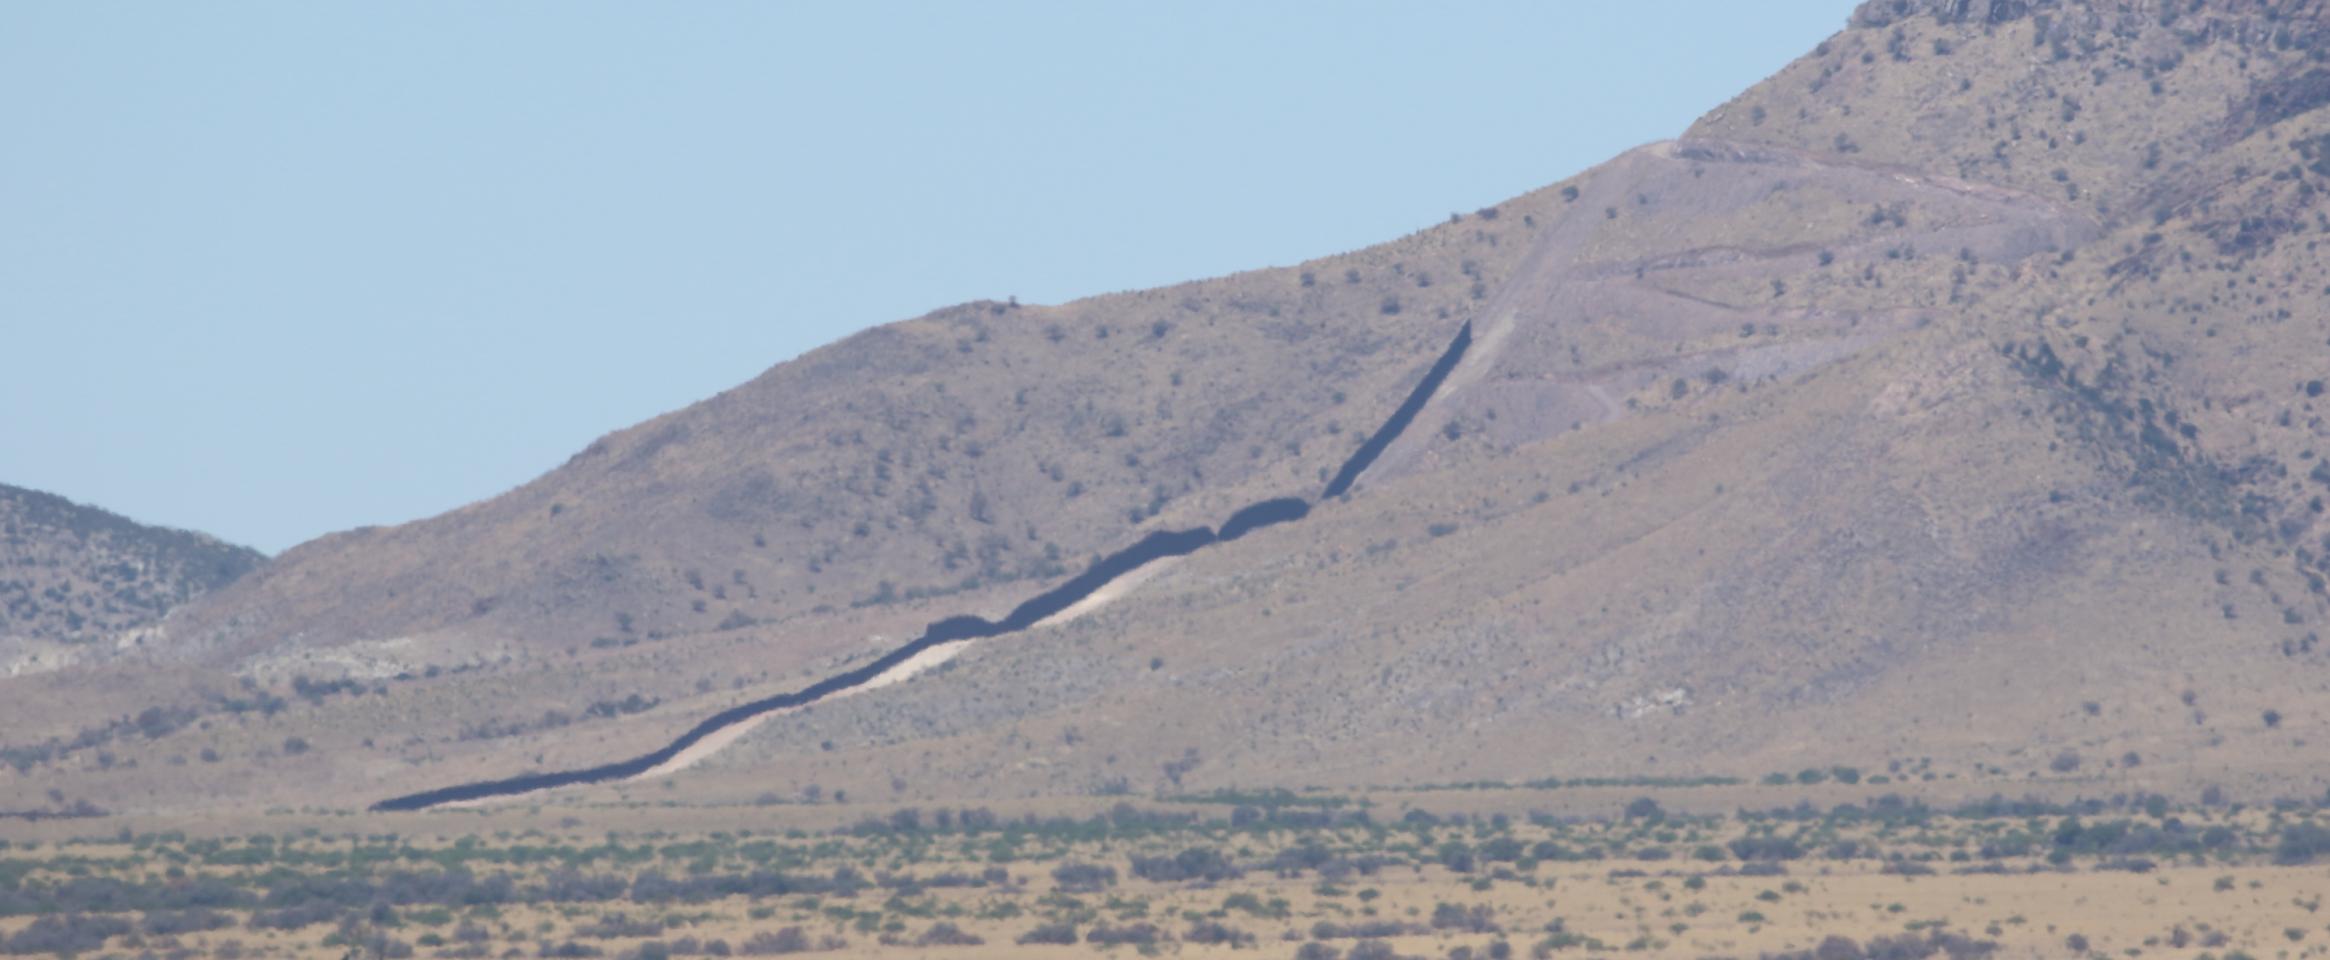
0,484,262,672
12,0,2330,814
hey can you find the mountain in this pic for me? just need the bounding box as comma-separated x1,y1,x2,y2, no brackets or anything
10,0,2330,813
0,484,262,676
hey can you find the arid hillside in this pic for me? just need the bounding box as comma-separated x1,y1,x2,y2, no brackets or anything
162,203,1556,674
7,0,2330,816
0,484,261,677
670,0,2330,807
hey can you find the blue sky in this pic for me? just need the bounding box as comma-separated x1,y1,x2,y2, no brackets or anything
0,2,1852,553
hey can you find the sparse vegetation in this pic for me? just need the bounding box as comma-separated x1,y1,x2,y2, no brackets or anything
0,790,2321,956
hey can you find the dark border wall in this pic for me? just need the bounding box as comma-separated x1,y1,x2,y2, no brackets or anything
371,321,1473,812
1217,498,1310,542
370,528,1220,811
1321,321,1473,499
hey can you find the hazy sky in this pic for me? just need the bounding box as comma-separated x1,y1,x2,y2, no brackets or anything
1,2,1851,553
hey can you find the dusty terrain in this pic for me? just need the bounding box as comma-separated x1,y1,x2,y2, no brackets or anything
20,5,2330,956
7,787,2330,959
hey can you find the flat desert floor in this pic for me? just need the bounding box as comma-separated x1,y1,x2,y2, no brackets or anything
5,785,2330,959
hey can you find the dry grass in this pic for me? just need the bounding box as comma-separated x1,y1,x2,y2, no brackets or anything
7,789,2330,959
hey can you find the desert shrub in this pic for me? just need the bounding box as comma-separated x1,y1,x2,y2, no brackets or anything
332,927,416,959
1016,922,1077,945
249,902,344,930
738,928,812,955
1478,837,1524,862
626,867,859,903
1085,922,1161,945
1049,861,1115,891
914,923,981,947
1729,836,1806,861
2275,823,2330,864
2,913,131,955
144,908,234,936
1268,843,1336,875
1430,902,1498,932
11,871,248,914
1526,841,1579,861
1811,935,1862,960
586,694,657,720
1185,919,1254,945
1842,930,2001,959
1223,891,1292,919
2045,818,2205,859
536,869,629,903
575,913,664,939
1313,920,1424,940
1129,847,1238,883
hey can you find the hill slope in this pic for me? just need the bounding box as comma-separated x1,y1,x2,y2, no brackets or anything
650,0,2330,806
10,0,2330,813
0,484,262,676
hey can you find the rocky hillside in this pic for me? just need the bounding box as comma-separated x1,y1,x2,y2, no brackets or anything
10,0,2330,814
686,0,2330,806
164,205,1558,673
1,167,1579,812
0,484,262,673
